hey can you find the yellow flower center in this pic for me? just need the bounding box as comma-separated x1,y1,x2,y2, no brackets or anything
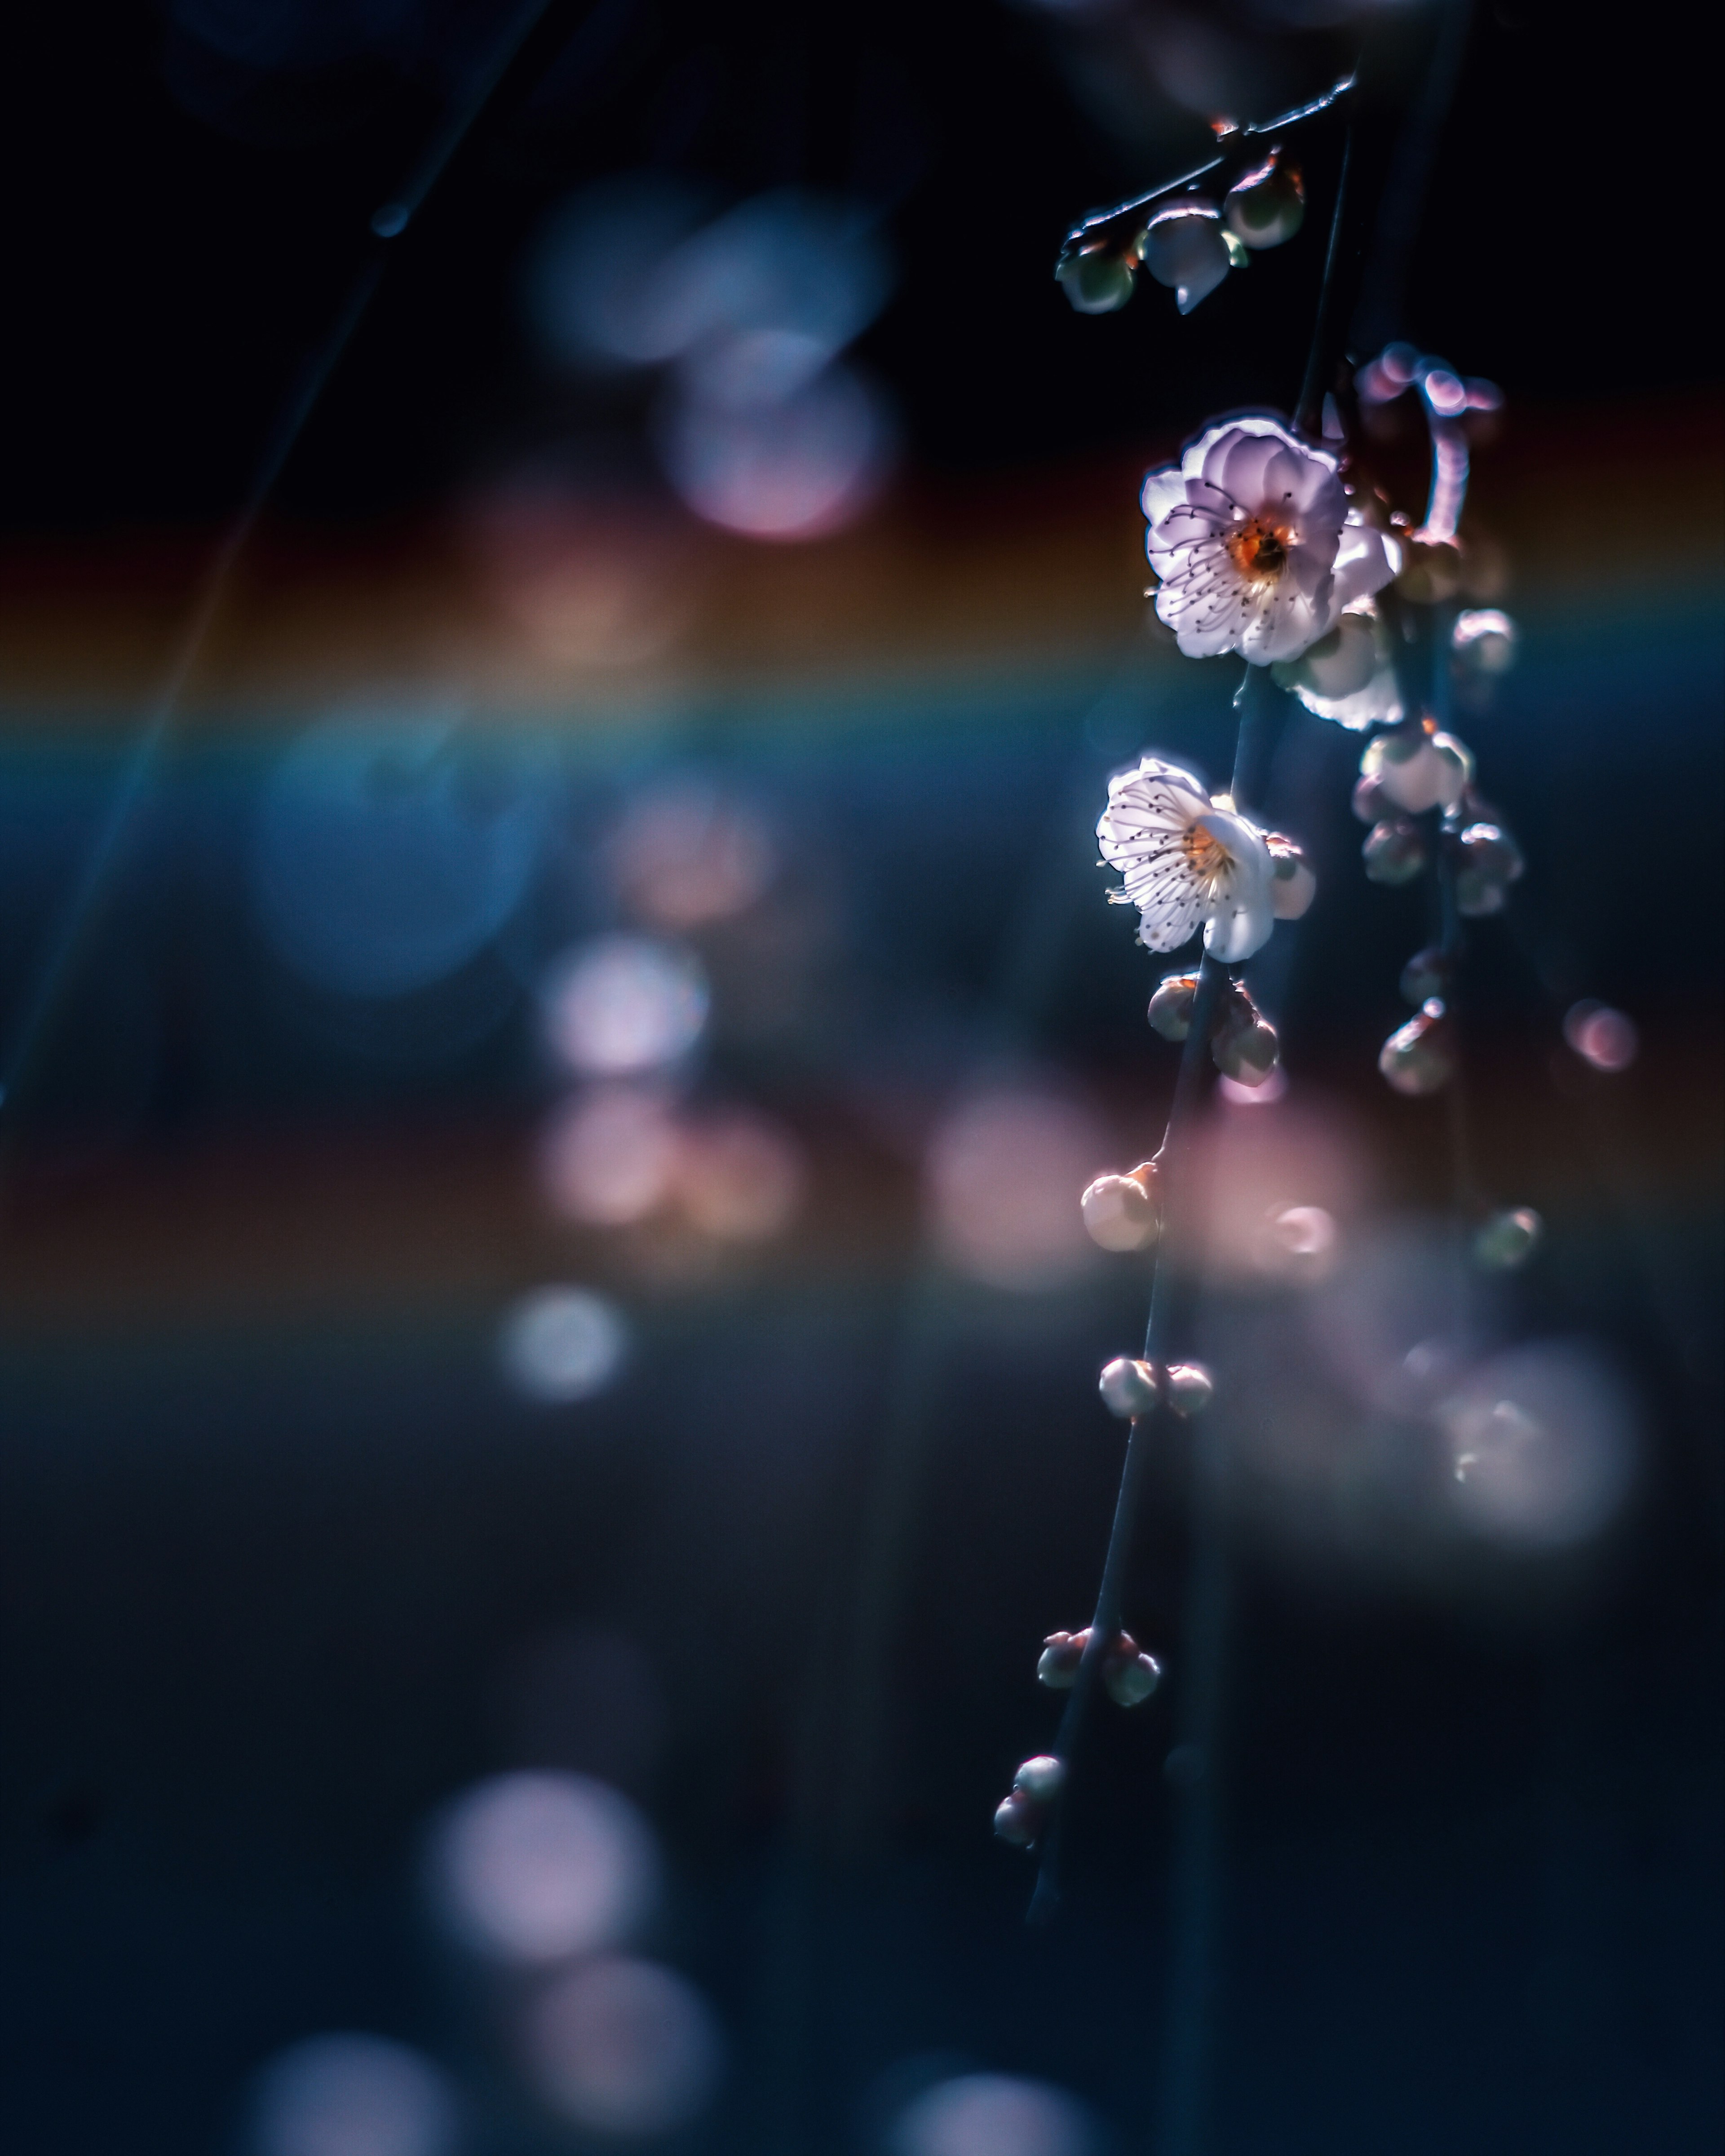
1182,822,1230,884
1224,519,1291,582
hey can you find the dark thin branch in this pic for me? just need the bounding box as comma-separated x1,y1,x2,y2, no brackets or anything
1027,668,1285,1927
1054,74,1355,270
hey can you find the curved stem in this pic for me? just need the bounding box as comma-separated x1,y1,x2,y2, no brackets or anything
1028,666,1280,1926
1055,75,1355,269
1028,952,1224,1928
0,0,565,1142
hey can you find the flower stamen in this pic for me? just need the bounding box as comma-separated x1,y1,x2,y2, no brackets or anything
1224,518,1291,582
1181,822,1230,884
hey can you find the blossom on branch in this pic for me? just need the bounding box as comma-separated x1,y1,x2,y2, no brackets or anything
1142,416,1395,663
1097,755,1276,962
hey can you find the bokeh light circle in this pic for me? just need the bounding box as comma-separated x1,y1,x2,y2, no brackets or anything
926,1090,1106,1291
891,2072,1095,2156
523,1955,722,2137
499,1286,630,1403
543,935,709,1077
252,711,544,997
250,2033,457,2156
432,1770,657,1966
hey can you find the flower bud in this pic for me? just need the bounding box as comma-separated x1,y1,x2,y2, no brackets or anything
1400,945,1453,1005
1223,154,1305,249
1276,612,1377,700
1057,243,1136,315
1013,1754,1067,1804
1099,1356,1159,1418
1036,1630,1086,1689
1379,1007,1455,1096
1453,822,1524,916
1363,817,1428,885
1266,834,1317,920
1106,1650,1164,1707
1451,608,1518,677
1080,1164,1160,1252
1212,1013,1279,1084
1164,1362,1214,1416
1362,724,1469,815
1352,772,1393,825
1148,972,1201,1040
1395,538,1463,604
993,1789,1041,1845
1138,201,1231,314
1473,1204,1543,1271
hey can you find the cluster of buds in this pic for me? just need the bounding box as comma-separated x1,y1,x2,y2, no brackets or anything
1037,1627,1163,1707
1097,1355,1213,1420
1148,971,1281,1087
1079,1159,1160,1252
1057,148,1305,318
1355,716,1524,1089
993,1753,1066,1847
1354,717,1472,883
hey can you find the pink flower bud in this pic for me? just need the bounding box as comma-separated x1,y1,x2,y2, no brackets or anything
1379,1008,1455,1096
1080,1164,1160,1252
1363,817,1428,885
1223,154,1305,249
1099,1357,1159,1419
1012,1754,1067,1803
1164,1363,1214,1416
1036,1630,1086,1689
1105,1651,1164,1707
1400,945,1453,1004
1148,972,1200,1040
993,1789,1041,1846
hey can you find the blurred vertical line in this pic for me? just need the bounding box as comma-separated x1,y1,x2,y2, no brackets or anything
0,0,575,1164
830,658,1156,1860
1153,1397,1232,2156
743,657,1152,2149
1349,0,1476,356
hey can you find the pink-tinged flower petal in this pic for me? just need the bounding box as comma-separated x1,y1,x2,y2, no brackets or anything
1189,415,1303,490
1194,810,1274,960
1212,429,1291,510
1238,575,1336,664
1136,876,1206,953
1140,465,1187,527
1147,499,1229,570
1331,515,1398,608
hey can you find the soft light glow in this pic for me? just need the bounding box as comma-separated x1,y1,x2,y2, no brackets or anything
250,2034,456,2156
540,1090,682,1226
677,1111,805,1241
499,1286,629,1402
432,1771,657,1966
926,1091,1107,1291
608,782,775,928
646,189,893,376
252,711,545,997
1219,1066,1287,1105
1438,1342,1638,1547
524,175,714,367
523,1956,722,2137
544,935,709,1077
657,362,893,539
1564,999,1639,1073
891,2072,1095,2156
1253,1202,1339,1281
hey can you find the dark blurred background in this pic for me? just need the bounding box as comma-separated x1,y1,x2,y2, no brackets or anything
0,0,1719,2152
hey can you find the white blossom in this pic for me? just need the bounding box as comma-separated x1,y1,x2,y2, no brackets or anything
1097,756,1276,963
1142,416,1396,664
1272,600,1404,729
